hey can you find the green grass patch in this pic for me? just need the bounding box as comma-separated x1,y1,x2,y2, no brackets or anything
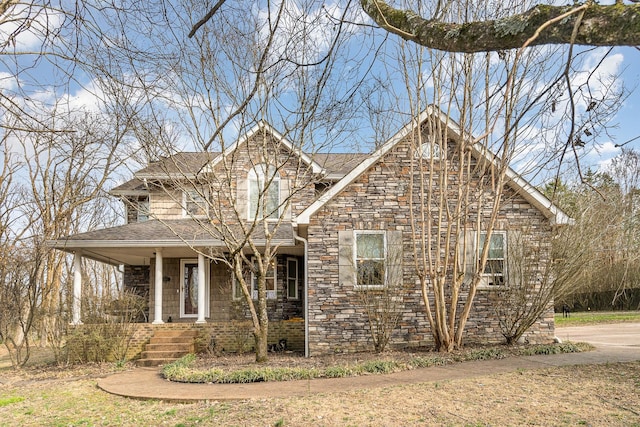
162,341,592,384
555,310,640,326
0,396,25,407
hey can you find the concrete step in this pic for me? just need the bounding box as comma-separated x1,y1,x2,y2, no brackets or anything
149,336,194,344
136,328,198,367
137,357,181,367
141,349,191,359
145,342,195,352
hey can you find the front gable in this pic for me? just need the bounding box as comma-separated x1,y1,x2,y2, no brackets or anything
116,122,327,223
296,106,571,226
201,121,326,177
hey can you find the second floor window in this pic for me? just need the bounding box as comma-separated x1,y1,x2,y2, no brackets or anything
183,189,208,218
137,198,150,222
248,164,280,220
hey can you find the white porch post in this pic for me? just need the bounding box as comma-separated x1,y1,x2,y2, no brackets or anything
196,253,206,324
71,251,83,325
152,248,164,324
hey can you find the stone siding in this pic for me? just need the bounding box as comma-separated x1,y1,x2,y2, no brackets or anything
306,132,556,355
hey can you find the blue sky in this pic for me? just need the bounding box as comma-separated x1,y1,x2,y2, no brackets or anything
1,1,639,187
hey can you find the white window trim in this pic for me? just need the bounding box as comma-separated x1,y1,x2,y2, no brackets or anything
247,164,281,221
354,230,387,290
179,258,210,318
286,257,299,300
478,231,507,288
182,189,208,218
415,141,441,160
250,256,277,300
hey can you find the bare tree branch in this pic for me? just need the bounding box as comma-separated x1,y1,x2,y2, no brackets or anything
361,1,640,52
188,0,227,38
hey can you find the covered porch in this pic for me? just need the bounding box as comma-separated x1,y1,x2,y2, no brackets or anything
48,219,305,330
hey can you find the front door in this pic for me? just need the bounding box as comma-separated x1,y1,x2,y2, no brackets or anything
180,259,209,318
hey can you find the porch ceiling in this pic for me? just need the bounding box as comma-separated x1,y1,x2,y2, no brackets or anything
48,219,300,266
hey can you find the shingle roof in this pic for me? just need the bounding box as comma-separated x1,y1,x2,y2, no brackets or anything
111,152,368,195
313,153,369,178
110,178,147,195
49,219,295,247
136,152,220,177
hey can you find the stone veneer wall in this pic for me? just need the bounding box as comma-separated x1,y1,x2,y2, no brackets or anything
306,133,556,355
125,320,304,360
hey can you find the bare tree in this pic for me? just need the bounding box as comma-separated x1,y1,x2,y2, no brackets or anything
490,225,589,344
0,146,39,366
4,103,125,346
189,1,640,52
88,0,375,362
553,151,640,311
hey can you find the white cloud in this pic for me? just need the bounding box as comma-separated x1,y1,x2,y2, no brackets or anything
255,1,365,81
0,4,64,51
0,71,18,91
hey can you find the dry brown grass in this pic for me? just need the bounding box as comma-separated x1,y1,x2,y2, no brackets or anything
1,345,639,426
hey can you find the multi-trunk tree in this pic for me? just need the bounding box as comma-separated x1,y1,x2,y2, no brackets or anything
84,0,372,362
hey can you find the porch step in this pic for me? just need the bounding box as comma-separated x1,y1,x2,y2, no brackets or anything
136,329,198,367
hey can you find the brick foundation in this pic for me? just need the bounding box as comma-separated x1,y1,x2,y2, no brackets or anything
126,319,305,360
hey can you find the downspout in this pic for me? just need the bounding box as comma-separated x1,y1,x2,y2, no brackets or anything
293,228,309,358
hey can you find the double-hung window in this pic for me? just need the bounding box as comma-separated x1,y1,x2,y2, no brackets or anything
251,257,277,300
183,189,208,218
137,197,150,222
479,231,506,286
286,258,298,299
248,164,280,220
232,257,277,300
355,231,386,288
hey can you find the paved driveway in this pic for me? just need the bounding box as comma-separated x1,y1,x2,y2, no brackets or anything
556,322,640,348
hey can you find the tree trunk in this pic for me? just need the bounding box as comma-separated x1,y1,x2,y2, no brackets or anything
253,323,269,363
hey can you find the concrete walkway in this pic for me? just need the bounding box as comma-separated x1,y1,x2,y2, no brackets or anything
97,323,640,402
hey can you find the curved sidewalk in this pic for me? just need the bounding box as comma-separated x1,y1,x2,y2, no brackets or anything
98,324,640,402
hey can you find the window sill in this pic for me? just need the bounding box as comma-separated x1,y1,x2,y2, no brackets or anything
477,276,506,290
354,284,386,291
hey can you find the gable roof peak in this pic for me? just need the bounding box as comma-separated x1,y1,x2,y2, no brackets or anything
296,106,571,226
204,120,325,175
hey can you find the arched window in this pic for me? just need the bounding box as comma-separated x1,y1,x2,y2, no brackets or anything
415,135,441,160
248,164,280,220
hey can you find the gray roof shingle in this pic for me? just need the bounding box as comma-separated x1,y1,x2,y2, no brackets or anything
50,219,295,248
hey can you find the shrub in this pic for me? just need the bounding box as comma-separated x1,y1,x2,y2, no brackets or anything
161,343,592,384
65,321,137,364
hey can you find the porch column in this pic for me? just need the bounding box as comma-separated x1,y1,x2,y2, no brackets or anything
152,248,164,324
196,253,206,324
71,251,83,325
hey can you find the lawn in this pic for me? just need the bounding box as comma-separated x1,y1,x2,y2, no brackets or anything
555,310,640,326
1,360,639,426
1,315,640,426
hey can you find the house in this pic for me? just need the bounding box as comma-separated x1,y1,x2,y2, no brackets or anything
50,107,571,358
